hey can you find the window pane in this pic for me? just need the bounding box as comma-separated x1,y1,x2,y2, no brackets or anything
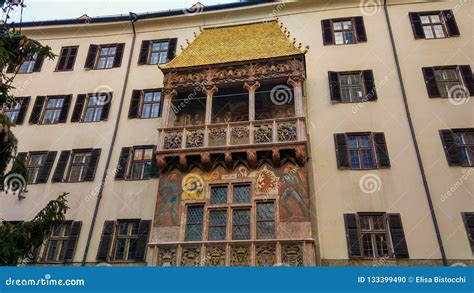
257,202,274,221
334,32,344,45
115,239,126,260
144,92,153,102
210,186,227,205
350,150,361,169
150,53,159,65
151,103,160,118
143,149,153,160
185,206,204,241
159,52,168,64
423,26,434,39
257,222,275,239
375,234,389,257
343,21,352,29
333,21,342,30
209,210,227,240
420,16,430,24
362,234,374,257
430,15,441,23
118,223,128,235
233,185,251,203
46,240,58,261
141,104,151,118
344,31,354,44
433,25,445,38
232,209,250,240
130,163,143,180
133,149,144,160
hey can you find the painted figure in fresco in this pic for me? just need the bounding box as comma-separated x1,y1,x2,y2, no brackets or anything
156,174,180,226
279,166,309,220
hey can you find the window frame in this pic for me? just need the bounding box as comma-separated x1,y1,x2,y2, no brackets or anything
147,40,170,65
345,133,377,170
338,71,366,103
433,66,466,98
40,96,65,125
356,213,393,259
330,18,357,46
82,94,106,123
42,222,72,263
18,52,38,74
139,90,162,119
26,152,47,184
3,100,22,124
128,146,154,180
453,130,474,167
94,44,118,70
55,46,79,72
66,150,92,183
111,220,140,261
419,12,448,40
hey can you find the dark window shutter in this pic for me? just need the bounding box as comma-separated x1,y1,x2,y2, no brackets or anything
134,220,151,260
15,96,30,125
71,94,86,122
138,41,150,65
166,38,178,62
115,147,131,180
113,43,125,68
328,71,341,102
321,19,333,45
344,214,361,258
96,221,115,261
128,90,141,119
29,96,45,124
374,132,390,168
439,130,461,166
409,12,425,39
84,149,101,182
460,65,474,96
64,221,82,262
100,93,112,121
442,10,460,37
354,17,367,42
388,214,409,258
58,95,72,123
57,50,67,70
66,47,78,70
422,67,440,98
84,44,98,69
363,70,377,101
37,151,57,183
52,150,71,183
150,148,159,178
334,133,349,169
462,213,474,253
32,55,44,72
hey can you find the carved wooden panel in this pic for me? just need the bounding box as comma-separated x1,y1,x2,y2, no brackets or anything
282,243,303,266
157,247,177,266
256,244,276,266
206,246,226,266
231,246,250,266
181,247,201,266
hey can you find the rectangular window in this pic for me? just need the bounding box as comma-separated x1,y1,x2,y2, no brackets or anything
42,97,64,124
3,101,21,123
113,221,139,261
420,13,446,39
130,148,153,180
453,131,474,167
256,202,275,239
208,210,227,241
44,223,71,262
96,46,117,69
84,94,106,122
210,186,228,205
18,53,38,74
359,215,390,258
149,41,169,65
434,68,464,98
339,73,364,102
27,153,47,184
185,206,204,241
233,184,251,204
232,209,251,240
56,46,78,71
347,134,375,169
140,91,161,119
68,152,92,182
333,19,355,45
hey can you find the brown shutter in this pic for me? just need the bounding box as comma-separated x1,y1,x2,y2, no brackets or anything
388,214,409,258
100,93,112,121
150,147,159,178
52,150,71,183
57,48,68,70
138,41,150,65
439,130,461,166
37,151,57,183
96,221,115,261
32,55,44,72
442,10,460,37
374,132,390,168
58,95,72,123
422,67,440,98
363,70,377,101
462,213,474,254
134,220,151,260
113,43,125,68
71,94,86,122
409,12,425,39
334,133,349,169
128,90,141,119
15,96,30,125
29,96,45,124
84,44,98,69
328,71,341,102
66,47,78,70
321,19,333,45
354,17,367,42
460,65,474,96
64,221,82,262
344,214,361,258
115,147,131,180
166,38,178,62
84,149,101,182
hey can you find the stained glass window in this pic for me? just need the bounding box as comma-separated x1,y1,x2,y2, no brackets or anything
232,209,250,240
210,186,228,205
208,210,227,240
185,206,204,241
233,185,251,203
257,202,275,239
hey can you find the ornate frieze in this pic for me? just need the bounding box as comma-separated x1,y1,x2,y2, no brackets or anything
282,243,303,266
186,129,205,148
256,244,276,267
157,247,177,266
206,246,226,266
277,123,297,142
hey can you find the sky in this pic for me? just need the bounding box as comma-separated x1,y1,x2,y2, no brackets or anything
5,0,238,23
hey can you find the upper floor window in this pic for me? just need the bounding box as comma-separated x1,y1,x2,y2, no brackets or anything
347,134,375,169
255,83,295,120
172,91,207,126
84,94,106,122
43,97,64,124
84,43,124,70
329,70,377,103
19,53,38,74
114,221,139,261
29,95,71,125
409,10,460,39
2,96,31,126
128,90,162,119
359,215,390,258
3,102,21,123
68,152,92,182
422,65,473,98
70,93,112,123
138,38,177,65
440,129,474,167
322,17,367,46
114,146,159,180
25,151,57,184
56,46,78,71
41,221,81,263
52,149,101,183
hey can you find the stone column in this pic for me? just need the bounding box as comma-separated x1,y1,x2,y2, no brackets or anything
244,81,260,121
202,84,218,125
287,77,304,117
160,87,178,128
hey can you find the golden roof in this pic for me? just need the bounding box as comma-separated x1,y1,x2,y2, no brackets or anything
163,21,304,69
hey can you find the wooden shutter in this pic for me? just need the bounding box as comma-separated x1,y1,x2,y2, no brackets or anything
344,214,361,258
150,148,159,178
36,151,57,183
334,133,349,169
354,17,367,42
115,147,131,180
462,213,474,253
138,41,150,65
328,71,341,102
113,43,125,68
100,93,112,121
57,48,68,70
84,44,98,69
363,70,377,101
16,96,30,125
29,96,45,124
128,90,141,119
439,130,461,166
442,10,460,37
71,94,86,122
388,214,409,258
52,150,71,183
84,149,101,182
58,95,72,123
374,132,390,168
422,67,440,98
66,47,78,70
96,221,115,261
460,65,474,96
409,12,425,39
166,38,178,62
64,221,82,262
321,19,333,45
134,220,152,260
32,55,44,72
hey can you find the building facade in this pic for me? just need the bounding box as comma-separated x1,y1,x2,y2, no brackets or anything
0,0,473,266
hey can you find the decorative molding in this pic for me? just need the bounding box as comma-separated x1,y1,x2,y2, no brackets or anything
243,81,261,92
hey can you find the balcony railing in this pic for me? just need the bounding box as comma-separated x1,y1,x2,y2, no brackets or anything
157,117,306,153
